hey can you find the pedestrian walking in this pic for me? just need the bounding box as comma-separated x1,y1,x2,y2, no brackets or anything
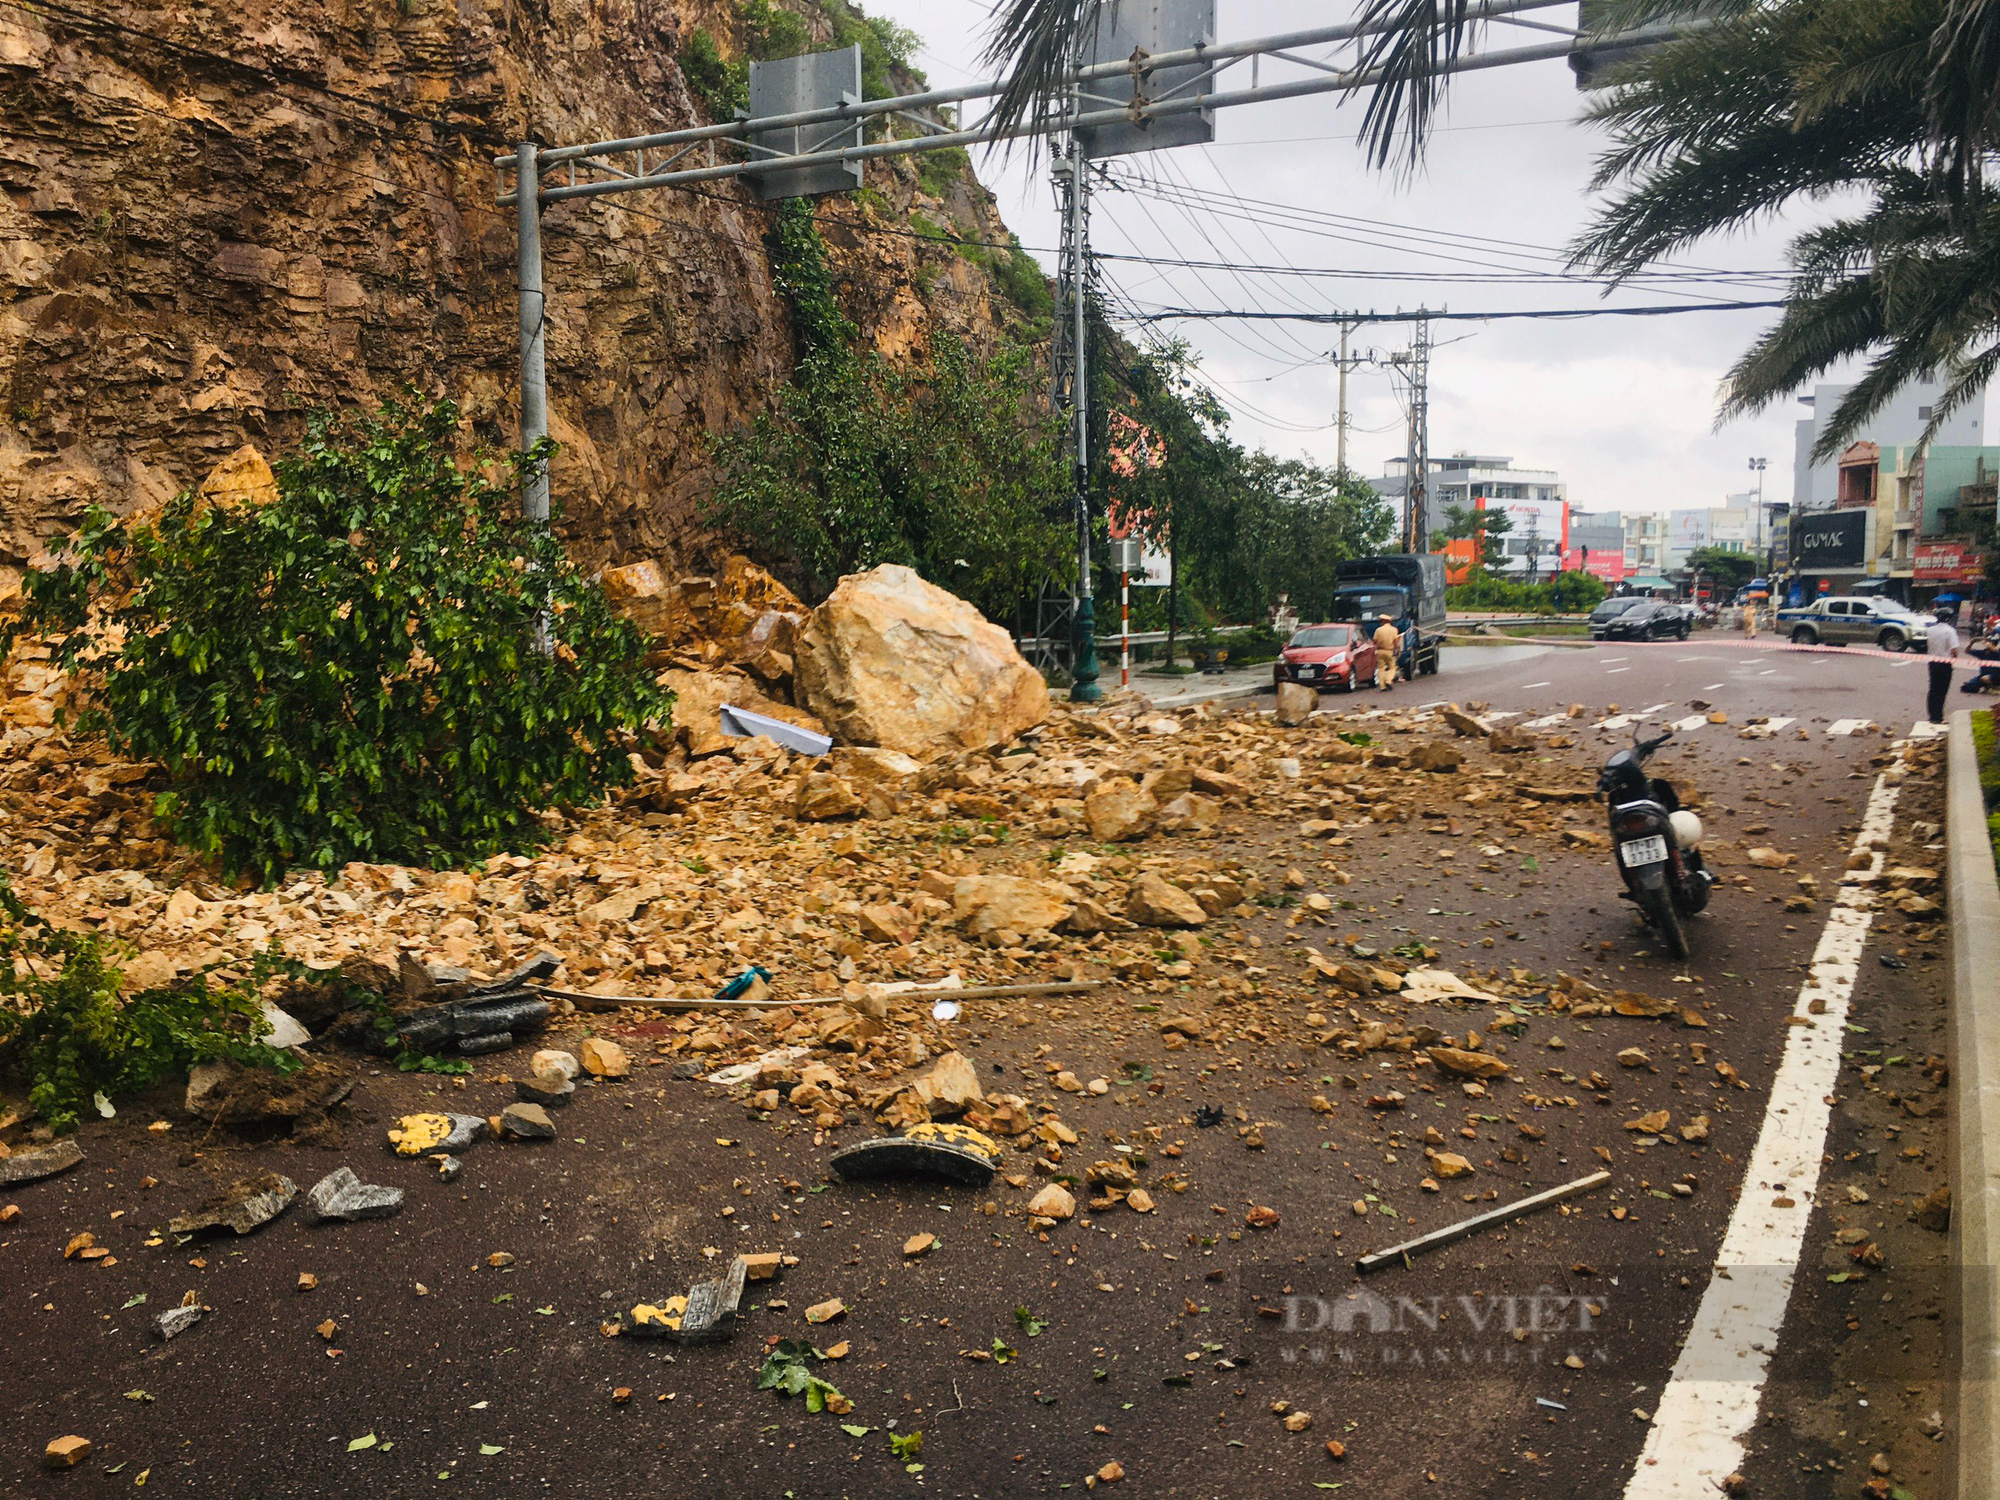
1372,614,1401,691
1740,601,1758,639
1925,606,1963,723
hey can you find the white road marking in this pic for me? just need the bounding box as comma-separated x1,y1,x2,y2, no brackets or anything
1524,713,1571,729
1606,667,1630,674
1621,740,1908,1499
1703,683,1724,691
1601,656,1628,662
1826,718,1876,736
1738,717,1794,738
1758,669,1777,676
1909,720,1948,739
1485,710,1520,721
1677,656,1704,662
1519,681,1551,690
1671,715,1708,732
1598,712,1653,730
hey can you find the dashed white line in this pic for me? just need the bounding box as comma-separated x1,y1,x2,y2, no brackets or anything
1703,683,1724,691
1677,656,1704,662
1738,716,1794,738
1519,681,1551,690
1524,713,1571,729
1606,667,1630,674
1601,656,1629,662
1621,731,1911,1498
1671,715,1708,732
1826,718,1877,736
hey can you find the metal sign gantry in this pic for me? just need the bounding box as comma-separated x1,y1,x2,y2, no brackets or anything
496,0,1665,693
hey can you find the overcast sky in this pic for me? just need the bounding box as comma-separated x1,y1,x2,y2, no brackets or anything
859,0,1915,518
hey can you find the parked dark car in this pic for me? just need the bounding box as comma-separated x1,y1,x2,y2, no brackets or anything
1273,623,1378,692
1593,599,1691,642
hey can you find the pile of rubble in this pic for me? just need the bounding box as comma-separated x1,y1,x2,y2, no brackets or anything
8,535,1891,1162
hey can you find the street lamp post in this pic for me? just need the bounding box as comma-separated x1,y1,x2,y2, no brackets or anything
1748,456,1767,564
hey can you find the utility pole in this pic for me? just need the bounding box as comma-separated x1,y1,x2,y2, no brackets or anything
1410,312,1431,555
1335,318,1353,476
1391,313,1433,553
516,139,551,523
1051,141,1101,702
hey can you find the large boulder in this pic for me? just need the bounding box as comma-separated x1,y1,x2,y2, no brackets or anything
657,666,826,757
796,565,1049,756
953,875,1075,937
1274,681,1318,726
1084,777,1156,841
602,555,809,678
828,746,924,818
1125,872,1208,928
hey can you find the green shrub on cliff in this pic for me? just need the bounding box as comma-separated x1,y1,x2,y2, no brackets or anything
6,397,666,884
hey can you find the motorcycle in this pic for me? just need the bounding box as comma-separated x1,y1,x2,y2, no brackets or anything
1597,728,1714,960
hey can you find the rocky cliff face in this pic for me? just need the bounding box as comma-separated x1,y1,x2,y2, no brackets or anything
0,0,1037,588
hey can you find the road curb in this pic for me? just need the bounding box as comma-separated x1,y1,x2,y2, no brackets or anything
1946,708,2000,1500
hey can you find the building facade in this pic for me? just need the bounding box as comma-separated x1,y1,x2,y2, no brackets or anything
1372,455,1569,577
1791,380,1986,512
1565,510,1629,582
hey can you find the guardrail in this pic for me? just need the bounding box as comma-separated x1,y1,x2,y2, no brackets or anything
1016,624,1262,651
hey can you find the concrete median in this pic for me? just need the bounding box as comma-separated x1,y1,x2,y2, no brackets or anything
1946,707,2000,1500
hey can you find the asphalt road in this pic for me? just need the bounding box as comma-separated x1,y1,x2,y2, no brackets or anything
0,632,1958,1499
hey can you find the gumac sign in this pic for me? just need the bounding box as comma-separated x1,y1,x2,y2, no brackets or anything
1792,510,1868,569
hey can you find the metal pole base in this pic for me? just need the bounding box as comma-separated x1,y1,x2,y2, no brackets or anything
1071,595,1103,702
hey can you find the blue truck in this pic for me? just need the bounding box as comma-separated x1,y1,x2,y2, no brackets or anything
1328,554,1448,679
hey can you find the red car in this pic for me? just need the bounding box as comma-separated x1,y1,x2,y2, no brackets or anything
1272,623,1377,693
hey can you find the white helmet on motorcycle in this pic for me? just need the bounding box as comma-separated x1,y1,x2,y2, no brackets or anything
1668,809,1703,851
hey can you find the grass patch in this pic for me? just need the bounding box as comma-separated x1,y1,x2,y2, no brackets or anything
1973,704,2000,877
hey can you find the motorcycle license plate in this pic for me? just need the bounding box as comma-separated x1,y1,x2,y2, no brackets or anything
1619,835,1669,867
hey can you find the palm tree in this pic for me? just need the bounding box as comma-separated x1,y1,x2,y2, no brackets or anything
978,0,2000,453
1570,0,2000,456
979,0,1496,171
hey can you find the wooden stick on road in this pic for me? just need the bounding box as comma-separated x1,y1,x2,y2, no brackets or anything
539,979,1104,1014
1355,1170,1612,1274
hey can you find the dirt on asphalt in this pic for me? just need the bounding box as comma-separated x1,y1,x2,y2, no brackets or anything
0,636,1960,1498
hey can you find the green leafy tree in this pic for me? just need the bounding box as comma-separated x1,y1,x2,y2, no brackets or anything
1683,544,1760,591
8,397,666,884
1436,502,1514,571
1113,344,1395,625
0,870,301,1132
708,201,1072,620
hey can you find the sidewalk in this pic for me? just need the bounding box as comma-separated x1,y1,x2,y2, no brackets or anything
1090,661,1272,708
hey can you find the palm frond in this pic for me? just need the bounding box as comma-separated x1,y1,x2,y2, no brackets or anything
979,0,1096,150
1347,0,1484,174
1925,0,2000,194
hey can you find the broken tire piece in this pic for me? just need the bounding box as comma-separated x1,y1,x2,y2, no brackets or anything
0,1138,83,1187
167,1171,296,1237
829,1123,1001,1188
620,1254,750,1343
305,1167,405,1223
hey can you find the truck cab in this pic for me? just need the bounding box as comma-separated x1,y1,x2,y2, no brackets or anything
1329,554,1448,678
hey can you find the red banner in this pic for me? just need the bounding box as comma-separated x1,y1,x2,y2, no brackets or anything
1914,541,1983,581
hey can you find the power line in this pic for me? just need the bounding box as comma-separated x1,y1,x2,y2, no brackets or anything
1122,301,1791,324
